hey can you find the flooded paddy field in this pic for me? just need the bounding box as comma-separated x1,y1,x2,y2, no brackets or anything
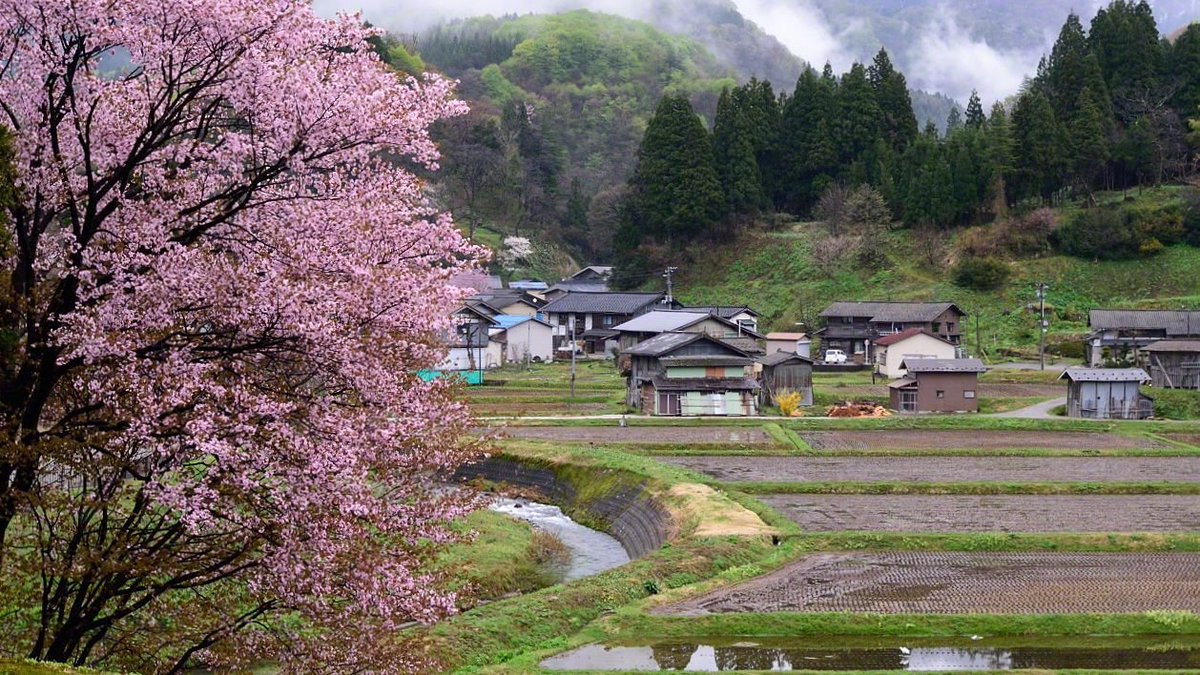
761,494,1200,532
656,455,1200,484
658,552,1200,615
799,430,1165,451
542,636,1200,671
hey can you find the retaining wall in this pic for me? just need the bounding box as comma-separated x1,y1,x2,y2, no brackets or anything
455,456,672,559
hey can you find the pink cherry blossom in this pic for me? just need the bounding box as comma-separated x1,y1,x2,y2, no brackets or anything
0,0,485,670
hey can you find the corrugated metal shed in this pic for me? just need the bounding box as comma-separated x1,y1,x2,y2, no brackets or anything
542,291,665,314
1059,367,1151,382
900,358,987,373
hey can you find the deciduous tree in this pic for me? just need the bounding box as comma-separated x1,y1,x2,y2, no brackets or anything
0,0,483,670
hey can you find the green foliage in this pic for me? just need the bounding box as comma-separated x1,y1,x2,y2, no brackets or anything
953,256,1011,290
1053,207,1142,259
1151,388,1200,420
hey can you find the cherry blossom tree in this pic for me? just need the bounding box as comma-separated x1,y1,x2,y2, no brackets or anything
0,0,484,670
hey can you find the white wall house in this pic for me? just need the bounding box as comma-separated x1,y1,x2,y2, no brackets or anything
874,329,957,379
493,316,555,363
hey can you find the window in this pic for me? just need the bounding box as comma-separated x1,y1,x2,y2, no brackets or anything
936,390,945,399
602,314,614,327
964,390,976,399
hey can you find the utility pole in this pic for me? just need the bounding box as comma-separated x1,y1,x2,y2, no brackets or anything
1036,282,1049,371
569,320,577,405
663,266,679,304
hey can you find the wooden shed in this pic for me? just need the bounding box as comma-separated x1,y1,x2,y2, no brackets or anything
1144,340,1200,390
757,351,815,408
1059,367,1152,420
888,358,986,413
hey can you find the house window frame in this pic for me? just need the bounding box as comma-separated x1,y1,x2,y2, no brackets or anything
936,390,945,399
964,390,976,399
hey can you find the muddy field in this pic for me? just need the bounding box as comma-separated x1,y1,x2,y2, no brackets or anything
659,552,1200,615
799,430,1163,451
503,426,775,445
656,455,1200,483
822,383,1064,399
762,494,1200,532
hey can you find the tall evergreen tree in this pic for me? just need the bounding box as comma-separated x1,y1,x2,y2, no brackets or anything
1089,0,1164,115
778,67,838,212
622,95,725,247
964,91,986,129
1042,13,1092,120
712,88,766,217
1067,88,1111,194
868,48,919,151
836,62,883,166
946,107,963,134
1168,24,1200,121
1011,89,1064,202
984,102,1015,212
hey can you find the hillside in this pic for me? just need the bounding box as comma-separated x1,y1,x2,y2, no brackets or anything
674,187,1200,360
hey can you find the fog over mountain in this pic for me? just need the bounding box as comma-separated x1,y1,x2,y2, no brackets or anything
316,0,1200,104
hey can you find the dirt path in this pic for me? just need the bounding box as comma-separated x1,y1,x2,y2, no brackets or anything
799,430,1162,451
761,494,1200,532
654,455,1200,483
658,552,1200,615
503,426,774,445
992,396,1068,419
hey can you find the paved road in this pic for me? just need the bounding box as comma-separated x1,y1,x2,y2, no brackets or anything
658,552,1200,615
656,455,1200,483
993,396,1068,419
762,494,1200,533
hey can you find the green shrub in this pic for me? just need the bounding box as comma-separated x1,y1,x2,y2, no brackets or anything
1151,388,1200,420
952,256,1011,290
1052,207,1143,260
1184,190,1200,247
1129,200,1185,246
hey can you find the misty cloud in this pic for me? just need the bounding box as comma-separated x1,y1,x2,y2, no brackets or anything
906,11,1047,106
725,0,854,72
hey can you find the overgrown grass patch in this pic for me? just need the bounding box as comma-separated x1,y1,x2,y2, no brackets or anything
1152,388,1200,421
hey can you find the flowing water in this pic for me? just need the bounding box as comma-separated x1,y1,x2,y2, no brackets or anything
540,637,1200,671
490,498,630,581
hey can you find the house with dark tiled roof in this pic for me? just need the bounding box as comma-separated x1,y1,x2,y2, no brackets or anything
612,310,764,353
623,332,759,416
889,358,986,413
542,291,678,355
684,305,760,333
817,301,966,364
873,328,958,379
1087,309,1200,365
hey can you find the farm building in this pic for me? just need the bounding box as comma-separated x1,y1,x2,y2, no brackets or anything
1087,309,1200,365
765,332,812,358
491,315,555,364
1059,367,1153,420
624,332,759,416
1144,341,1200,389
888,358,986,413
873,328,958,379
757,351,814,408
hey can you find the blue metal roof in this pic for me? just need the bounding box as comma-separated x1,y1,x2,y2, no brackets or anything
493,315,533,329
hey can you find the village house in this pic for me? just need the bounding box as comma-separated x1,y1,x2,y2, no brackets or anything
1144,340,1200,390
624,332,759,416
541,291,677,355
437,305,505,372
817,301,966,364
491,315,555,364
765,332,813,358
757,351,814,408
1087,309,1200,366
873,328,958,379
889,358,986,413
543,265,614,301
468,289,546,317
1060,367,1153,420
612,310,764,354
685,306,760,333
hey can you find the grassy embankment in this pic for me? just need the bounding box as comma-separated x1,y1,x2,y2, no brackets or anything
676,186,1200,361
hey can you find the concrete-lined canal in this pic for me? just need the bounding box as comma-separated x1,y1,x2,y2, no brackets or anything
490,498,630,581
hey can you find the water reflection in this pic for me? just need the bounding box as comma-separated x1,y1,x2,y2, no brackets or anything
542,639,1200,671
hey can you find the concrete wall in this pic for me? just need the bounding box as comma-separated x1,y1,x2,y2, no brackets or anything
455,457,672,558
504,322,555,363
877,334,958,379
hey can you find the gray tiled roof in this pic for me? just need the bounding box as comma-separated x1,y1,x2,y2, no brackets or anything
623,332,749,358
1089,309,1200,336
686,305,760,318
900,358,987,373
758,350,815,367
542,291,666,315
1060,367,1150,382
1145,340,1200,353
821,301,964,322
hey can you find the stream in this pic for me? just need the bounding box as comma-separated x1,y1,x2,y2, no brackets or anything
490,498,631,581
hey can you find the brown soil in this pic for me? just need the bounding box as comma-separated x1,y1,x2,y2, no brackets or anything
658,552,1200,615
761,494,1200,533
473,403,612,415
821,383,1063,398
503,426,774,445
799,430,1162,451
1166,434,1200,448
655,456,1200,484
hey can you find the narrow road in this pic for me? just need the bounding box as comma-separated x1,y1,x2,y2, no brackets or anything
991,396,1067,419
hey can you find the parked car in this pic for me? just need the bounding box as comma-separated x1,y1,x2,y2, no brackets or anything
556,342,584,356
824,349,848,364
